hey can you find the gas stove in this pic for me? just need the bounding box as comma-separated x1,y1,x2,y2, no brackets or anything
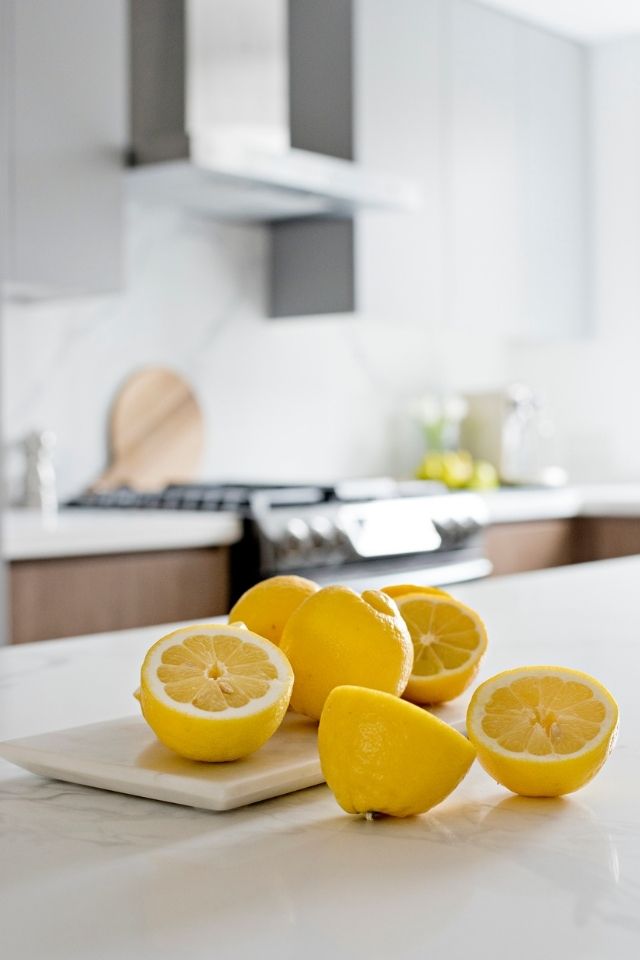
68,479,492,600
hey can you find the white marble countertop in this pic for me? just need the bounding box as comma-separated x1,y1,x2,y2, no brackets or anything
481,482,640,524
1,558,639,958
479,485,581,523
6,484,640,562
2,508,242,560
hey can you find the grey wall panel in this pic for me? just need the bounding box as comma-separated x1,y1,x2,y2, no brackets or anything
288,0,353,160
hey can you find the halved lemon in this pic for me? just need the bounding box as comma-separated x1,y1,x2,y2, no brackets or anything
466,666,619,796
139,623,294,761
382,586,487,704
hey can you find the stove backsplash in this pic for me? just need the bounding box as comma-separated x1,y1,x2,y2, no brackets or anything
3,203,507,502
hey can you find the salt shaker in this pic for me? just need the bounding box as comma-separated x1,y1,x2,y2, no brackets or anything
24,430,58,519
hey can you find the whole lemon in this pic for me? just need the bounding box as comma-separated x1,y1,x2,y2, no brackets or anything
382,583,451,601
468,459,499,490
441,450,474,489
280,585,413,721
319,685,476,817
228,575,319,646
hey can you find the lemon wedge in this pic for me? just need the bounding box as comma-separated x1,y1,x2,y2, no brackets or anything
466,666,619,796
318,685,476,817
139,623,294,761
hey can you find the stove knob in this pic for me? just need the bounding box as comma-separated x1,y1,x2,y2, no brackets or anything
309,516,335,550
332,521,353,553
436,518,462,545
283,518,312,558
461,516,481,537
272,538,289,565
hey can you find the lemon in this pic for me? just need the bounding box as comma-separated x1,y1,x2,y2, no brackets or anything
228,575,319,646
415,450,476,489
382,583,451,601
383,586,487,704
441,450,474,489
280,585,413,721
139,623,294,761
318,685,476,817
415,451,446,482
466,666,619,797
468,459,499,490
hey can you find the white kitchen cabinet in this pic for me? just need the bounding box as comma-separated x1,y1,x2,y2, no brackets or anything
516,23,588,340
2,0,126,296
444,0,588,340
446,0,520,336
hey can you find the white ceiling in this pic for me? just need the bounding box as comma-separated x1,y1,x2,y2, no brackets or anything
478,0,640,43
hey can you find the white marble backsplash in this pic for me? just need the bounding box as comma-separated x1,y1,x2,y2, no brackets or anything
1,202,393,499
4,197,635,498
2,200,508,500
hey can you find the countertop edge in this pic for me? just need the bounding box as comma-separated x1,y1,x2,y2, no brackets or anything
6,485,640,561
3,510,243,562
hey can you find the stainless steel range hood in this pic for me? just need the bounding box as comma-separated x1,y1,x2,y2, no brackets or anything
127,0,420,221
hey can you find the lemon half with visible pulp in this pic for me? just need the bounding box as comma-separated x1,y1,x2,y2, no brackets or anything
318,685,476,817
139,623,294,761
383,586,487,704
466,666,619,796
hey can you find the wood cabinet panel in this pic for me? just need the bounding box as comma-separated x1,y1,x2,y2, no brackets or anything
9,548,229,645
485,516,640,578
484,519,578,577
576,517,640,563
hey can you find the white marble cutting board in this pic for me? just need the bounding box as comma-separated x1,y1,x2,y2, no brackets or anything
0,711,325,811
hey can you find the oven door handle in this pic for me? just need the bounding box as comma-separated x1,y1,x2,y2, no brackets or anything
313,557,493,593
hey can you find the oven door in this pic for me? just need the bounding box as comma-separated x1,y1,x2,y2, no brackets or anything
294,550,492,594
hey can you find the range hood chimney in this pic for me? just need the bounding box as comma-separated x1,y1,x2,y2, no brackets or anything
128,0,419,217
128,0,420,315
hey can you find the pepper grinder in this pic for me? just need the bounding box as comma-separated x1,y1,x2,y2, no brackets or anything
23,430,58,519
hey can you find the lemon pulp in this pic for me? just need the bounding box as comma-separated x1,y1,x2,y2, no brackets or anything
157,633,278,711
389,591,487,704
139,624,294,761
479,673,607,756
466,666,618,796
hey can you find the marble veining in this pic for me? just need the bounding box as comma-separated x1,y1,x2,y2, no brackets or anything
0,713,325,811
2,199,508,501
2,558,640,958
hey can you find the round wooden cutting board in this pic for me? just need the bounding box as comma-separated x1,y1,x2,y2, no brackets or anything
96,367,205,491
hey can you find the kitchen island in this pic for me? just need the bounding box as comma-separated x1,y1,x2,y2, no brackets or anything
1,558,639,958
